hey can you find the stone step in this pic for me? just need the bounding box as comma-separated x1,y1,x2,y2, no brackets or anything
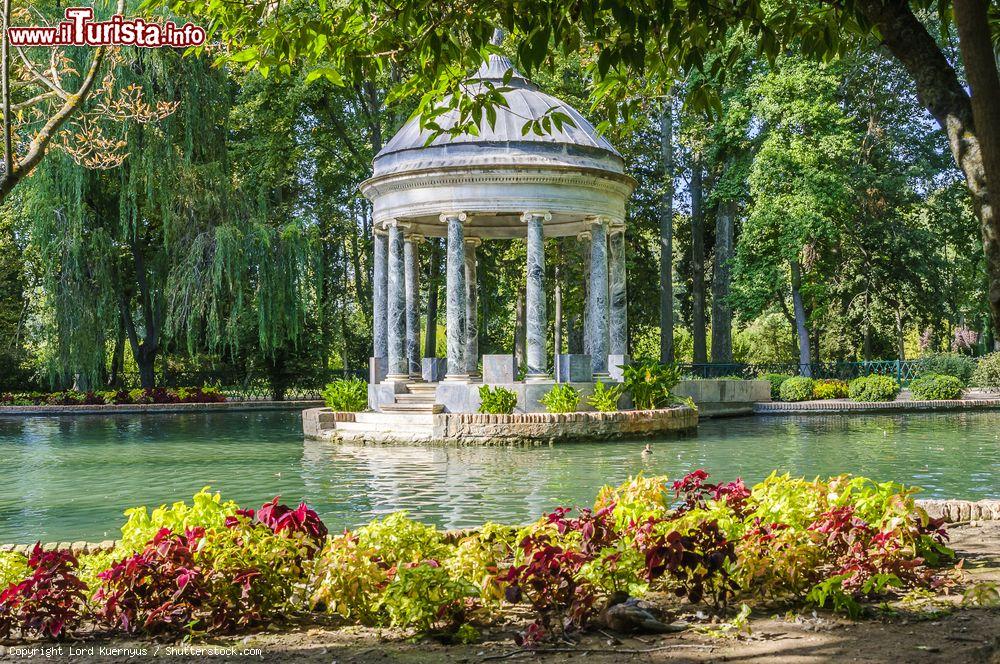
336,421,434,434
354,412,435,425
406,383,438,394
396,393,437,403
382,403,444,414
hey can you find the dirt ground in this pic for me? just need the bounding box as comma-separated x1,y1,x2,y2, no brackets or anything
2,522,998,664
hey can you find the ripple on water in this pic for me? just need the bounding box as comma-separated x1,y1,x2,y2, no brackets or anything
0,410,998,542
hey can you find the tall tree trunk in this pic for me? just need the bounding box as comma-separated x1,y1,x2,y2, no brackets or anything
856,0,1000,339
896,306,906,361
790,258,812,377
107,309,126,388
710,197,735,363
863,289,873,362
423,238,440,357
659,94,675,363
690,152,707,364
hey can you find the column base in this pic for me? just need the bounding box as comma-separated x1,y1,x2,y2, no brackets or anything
383,373,411,384
593,372,611,381
525,373,551,382
443,373,471,383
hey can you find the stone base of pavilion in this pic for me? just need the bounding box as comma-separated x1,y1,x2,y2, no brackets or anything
302,404,697,446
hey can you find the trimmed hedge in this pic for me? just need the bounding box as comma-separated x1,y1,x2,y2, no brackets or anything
909,374,963,401
761,373,792,400
848,375,900,403
779,376,815,402
812,379,848,400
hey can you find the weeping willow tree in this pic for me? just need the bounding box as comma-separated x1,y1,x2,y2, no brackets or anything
21,46,317,388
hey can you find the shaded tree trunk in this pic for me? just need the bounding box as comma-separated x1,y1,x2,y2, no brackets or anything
790,258,812,376
107,309,126,388
423,238,440,357
659,95,675,363
710,197,735,363
857,0,1000,339
690,152,707,364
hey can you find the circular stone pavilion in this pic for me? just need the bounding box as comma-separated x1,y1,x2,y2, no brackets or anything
359,49,636,415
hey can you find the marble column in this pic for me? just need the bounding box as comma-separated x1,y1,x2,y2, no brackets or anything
578,230,592,357
442,212,469,381
372,227,389,359
385,220,409,382
464,237,482,376
404,233,423,380
609,225,628,356
588,218,610,376
523,212,551,380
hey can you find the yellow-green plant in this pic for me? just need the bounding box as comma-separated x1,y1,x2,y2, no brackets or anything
355,512,448,565
321,377,368,412
309,533,389,621
478,385,517,414
539,384,581,413
586,380,622,412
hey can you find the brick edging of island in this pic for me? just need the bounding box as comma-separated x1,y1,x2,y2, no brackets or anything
754,397,1000,415
4,498,997,555
0,400,323,416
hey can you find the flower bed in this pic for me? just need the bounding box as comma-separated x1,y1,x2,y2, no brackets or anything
0,387,226,406
0,473,957,646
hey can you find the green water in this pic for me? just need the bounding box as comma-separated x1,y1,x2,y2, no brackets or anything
1,410,997,543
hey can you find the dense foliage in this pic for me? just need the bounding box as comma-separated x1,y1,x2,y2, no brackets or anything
478,385,518,414
539,384,581,413
0,387,226,406
586,381,622,412
971,352,1000,391
848,375,901,403
779,377,815,402
916,353,977,386
621,361,681,410
812,379,849,400
322,378,369,412
909,374,964,401
0,475,956,643
761,373,791,400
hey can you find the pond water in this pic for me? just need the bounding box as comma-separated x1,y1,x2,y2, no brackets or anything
1,410,998,543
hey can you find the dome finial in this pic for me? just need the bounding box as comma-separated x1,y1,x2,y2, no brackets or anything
490,28,505,47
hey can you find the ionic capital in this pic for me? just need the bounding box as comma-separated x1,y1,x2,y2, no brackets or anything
385,218,411,231
585,215,610,230
439,211,469,223
405,233,425,245
520,211,552,223
464,236,483,248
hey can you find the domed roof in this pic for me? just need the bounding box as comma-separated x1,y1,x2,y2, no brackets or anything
371,55,625,179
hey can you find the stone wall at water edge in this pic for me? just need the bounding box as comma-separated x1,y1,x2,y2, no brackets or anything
302,405,697,446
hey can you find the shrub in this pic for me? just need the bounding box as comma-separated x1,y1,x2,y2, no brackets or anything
539,384,581,413
812,379,848,400
322,377,368,412
917,352,977,386
0,552,28,590
972,352,1000,391
0,545,88,639
848,375,900,402
621,360,681,409
779,376,815,402
377,561,478,631
478,385,517,414
910,374,963,401
761,373,792,400
586,380,622,412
